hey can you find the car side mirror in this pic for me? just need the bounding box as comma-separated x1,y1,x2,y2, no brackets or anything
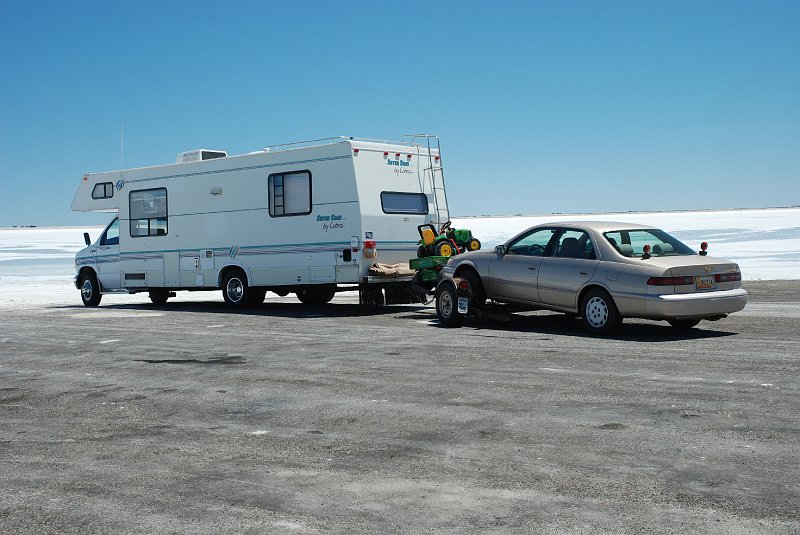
83,232,91,246
494,245,506,255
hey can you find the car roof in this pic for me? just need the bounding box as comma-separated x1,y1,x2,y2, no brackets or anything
538,220,660,233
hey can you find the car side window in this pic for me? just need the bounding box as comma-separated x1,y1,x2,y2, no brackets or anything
507,228,556,256
100,218,119,246
553,230,595,259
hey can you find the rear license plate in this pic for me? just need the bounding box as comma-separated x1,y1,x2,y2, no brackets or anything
695,275,715,290
458,297,469,314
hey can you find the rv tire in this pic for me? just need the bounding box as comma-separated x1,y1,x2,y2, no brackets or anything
80,271,102,307
222,269,256,308
149,290,170,305
296,286,336,305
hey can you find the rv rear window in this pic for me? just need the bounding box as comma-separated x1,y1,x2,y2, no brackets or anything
129,188,168,237
380,192,429,215
92,182,114,199
269,171,311,217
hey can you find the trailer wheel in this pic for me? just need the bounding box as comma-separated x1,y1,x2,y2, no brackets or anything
435,282,464,327
80,271,102,307
149,290,170,305
222,269,255,308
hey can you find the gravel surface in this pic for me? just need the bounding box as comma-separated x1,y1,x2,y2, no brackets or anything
1,281,798,534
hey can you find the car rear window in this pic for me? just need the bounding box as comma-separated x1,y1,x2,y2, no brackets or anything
604,229,695,257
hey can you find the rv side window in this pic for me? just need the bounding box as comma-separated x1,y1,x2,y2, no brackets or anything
268,171,311,217
380,192,429,215
92,182,114,199
129,188,168,237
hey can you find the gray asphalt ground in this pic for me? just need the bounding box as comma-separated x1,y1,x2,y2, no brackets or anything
1,280,798,534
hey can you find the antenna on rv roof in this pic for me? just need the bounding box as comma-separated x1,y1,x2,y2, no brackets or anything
120,121,124,176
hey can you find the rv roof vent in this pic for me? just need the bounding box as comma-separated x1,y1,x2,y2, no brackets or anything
177,150,227,164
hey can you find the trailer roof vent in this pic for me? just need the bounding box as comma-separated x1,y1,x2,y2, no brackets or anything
177,149,227,163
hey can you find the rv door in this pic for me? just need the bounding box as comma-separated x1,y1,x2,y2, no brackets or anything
95,217,121,291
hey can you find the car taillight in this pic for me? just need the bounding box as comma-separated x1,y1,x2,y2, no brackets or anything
647,276,695,286
715,272,741,282
363,239,377,258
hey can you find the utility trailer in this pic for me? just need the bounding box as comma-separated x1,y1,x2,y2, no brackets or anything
72,135,449,307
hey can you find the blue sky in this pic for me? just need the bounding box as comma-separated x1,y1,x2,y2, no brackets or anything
1,0,798,227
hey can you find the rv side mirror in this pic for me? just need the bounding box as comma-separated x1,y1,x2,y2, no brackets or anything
84,232,91,246
495,245,506,255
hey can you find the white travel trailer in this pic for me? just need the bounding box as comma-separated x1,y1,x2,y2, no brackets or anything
72,135,449,307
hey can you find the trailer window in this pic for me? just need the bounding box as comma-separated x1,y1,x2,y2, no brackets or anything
269,171,311,217
129,188,168,237
380,192,428,215
92,182,114,199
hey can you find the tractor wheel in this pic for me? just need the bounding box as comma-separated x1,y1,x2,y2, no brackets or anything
435,241,454,257
465,238,481,252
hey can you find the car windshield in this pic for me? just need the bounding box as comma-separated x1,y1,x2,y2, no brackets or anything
603,229,696,257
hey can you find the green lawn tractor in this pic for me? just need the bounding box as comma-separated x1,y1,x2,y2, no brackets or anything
415,221,481,258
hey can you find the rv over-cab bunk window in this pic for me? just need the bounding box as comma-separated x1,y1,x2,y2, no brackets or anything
92,182,114,199
380,192,428,215
129,188,168,237
268,171,311,217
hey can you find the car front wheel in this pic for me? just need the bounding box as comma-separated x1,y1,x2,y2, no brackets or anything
580,288,621,335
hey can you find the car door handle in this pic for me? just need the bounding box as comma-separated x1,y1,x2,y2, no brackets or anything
528,266,537,270
580,270,589,275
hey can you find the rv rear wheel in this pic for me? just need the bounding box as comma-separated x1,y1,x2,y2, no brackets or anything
296,286,336,305
222,269,256,308
80,272,102,307
149,290,170,305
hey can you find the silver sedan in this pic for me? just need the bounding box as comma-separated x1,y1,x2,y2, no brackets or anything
436,221,748,334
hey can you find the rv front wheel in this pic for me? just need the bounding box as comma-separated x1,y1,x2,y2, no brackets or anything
80,272,102,307
222,269,255,308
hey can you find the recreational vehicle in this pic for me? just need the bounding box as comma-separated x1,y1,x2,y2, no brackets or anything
72,136,449,307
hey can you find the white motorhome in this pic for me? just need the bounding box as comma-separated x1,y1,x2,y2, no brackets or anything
72,135,449,307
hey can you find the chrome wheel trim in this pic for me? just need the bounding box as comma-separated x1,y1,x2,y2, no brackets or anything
81,279,94,301
585,296,609,328
226,277,244,303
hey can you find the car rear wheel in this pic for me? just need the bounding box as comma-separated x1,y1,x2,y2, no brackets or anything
460,269,485,308
581,288,621,335
436,282,464,327
668,319,701,329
